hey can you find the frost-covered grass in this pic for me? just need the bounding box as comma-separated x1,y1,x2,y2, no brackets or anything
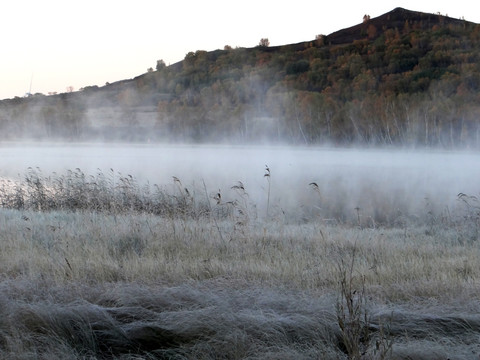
1,208,480,359
2,207,479,292
1,169,480,358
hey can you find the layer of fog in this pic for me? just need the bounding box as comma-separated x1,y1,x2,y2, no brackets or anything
1,143,479,223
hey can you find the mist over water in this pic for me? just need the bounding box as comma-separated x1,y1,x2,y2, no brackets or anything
1,142,479,223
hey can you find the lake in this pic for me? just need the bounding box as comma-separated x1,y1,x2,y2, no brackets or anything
1,143,479,223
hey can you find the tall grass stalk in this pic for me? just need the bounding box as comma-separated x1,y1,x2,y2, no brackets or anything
264,165,271,218
335,242,393,359
203,178,225,243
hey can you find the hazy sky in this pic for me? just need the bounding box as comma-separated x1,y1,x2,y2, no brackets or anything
1,0,478,100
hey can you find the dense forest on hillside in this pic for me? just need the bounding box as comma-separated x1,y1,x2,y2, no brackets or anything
1,7,480,147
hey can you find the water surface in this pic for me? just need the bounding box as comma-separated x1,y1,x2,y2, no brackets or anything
1,143,479,222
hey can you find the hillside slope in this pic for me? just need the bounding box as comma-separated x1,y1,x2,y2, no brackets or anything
1,8,479,147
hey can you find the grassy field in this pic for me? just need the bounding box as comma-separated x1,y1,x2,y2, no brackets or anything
1,169,480,359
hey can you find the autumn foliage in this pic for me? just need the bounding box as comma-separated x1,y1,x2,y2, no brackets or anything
1,8,480,147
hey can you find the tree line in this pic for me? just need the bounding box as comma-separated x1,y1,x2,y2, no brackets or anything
1,8,479,147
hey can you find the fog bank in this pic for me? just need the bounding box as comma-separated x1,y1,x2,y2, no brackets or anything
1,143,478,224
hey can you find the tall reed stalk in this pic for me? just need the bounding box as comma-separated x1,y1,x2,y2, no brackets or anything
264,165,271,217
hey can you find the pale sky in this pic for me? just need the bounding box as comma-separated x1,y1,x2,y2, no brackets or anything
1,0,479,100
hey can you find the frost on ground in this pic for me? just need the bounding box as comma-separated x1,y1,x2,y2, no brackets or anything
1,279,480,360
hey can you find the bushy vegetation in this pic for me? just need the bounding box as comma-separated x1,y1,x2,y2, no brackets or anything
1,168,480,358
1,8,480,147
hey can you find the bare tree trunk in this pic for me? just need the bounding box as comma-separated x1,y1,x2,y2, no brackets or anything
293,100,308,145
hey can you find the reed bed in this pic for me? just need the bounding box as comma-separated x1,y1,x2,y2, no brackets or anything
0,169,480,358
1,167,477,228
0,168,209,218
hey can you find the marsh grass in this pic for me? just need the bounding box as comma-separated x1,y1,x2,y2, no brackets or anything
1,167,477,229
0,168,209,219
1,169,480,358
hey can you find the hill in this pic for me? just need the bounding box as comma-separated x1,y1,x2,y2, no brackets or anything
1,7,480,147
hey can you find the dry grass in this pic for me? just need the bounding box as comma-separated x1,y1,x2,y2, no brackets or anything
2,208,479,294
0,169,480,358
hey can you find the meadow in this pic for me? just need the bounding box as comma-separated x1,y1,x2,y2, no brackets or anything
0,164,480,359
